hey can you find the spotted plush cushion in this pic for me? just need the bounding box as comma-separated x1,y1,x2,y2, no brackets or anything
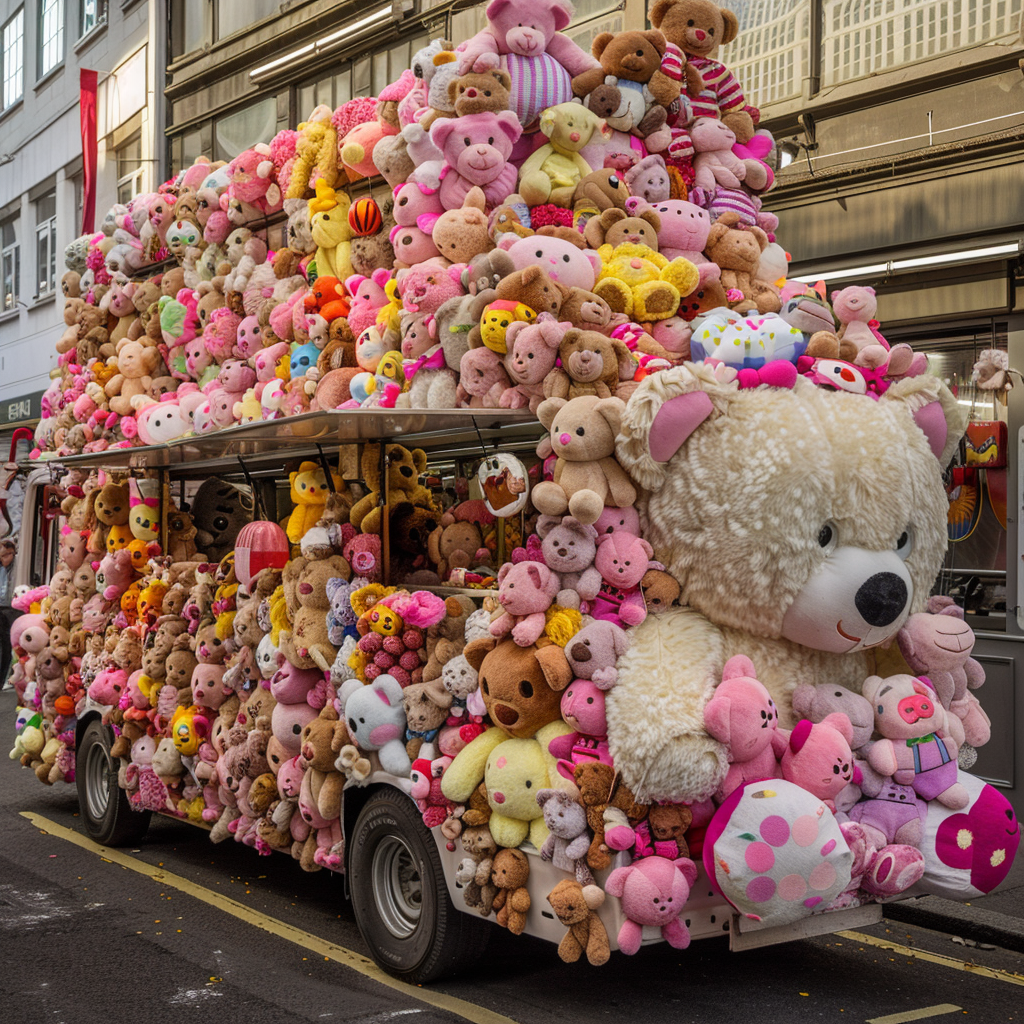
703,779,852,927
908,770,1020,900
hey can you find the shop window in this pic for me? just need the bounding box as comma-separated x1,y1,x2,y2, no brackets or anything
79,0,107,39
214,96,277,163
218,0,280,41
34,192,56,297
38,0,64,77
729,0,807,108
170,0,210,59
1,217,19,311
116,134,144,205
2,8,23,109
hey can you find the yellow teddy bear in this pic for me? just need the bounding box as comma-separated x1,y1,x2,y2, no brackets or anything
286,460,343,544
594,242,700,321
286,105,339,200
309,179,353,282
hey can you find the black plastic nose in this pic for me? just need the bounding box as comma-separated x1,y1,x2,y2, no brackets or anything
855,572,908,627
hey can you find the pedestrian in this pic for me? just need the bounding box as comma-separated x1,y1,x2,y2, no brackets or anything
0,536,17,689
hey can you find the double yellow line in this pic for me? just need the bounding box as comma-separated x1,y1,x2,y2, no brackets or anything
21,812,519,1024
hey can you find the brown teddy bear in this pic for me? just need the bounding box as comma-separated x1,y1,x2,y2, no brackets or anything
349,444,433,534
640,567,682,612
458,824,498,915
493,265,566,319
449,68,511,117
704,211,780,314
402,679,454,759
571,168,630,231
422,595,476,682
546,879,611,965
427,513,487,582
491,848,531,934
650,0,757,143
583,207,662,251
574,760,649,871
648,802,692,858
543,329,634,401
278,554,351,672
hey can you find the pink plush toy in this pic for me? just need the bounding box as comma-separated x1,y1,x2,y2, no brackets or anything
345,269,391,336
253,341,290,382
227,144,284,218
343,533,382,581
605,855,698,954
390,223,440,267
690,117,746,192
397,260,465,315
393,181,444,231
863,674,970,809
234,316,263,360
501,316,567,412
489,560,560,646
703,654,788,799
503,234,601,291
59,527,89,572
650,200,713,263
88,667,128,707
203,307,243,364
537,514,601,609
269,653,324,705
456,0,599,132
457,347,511,408
591,531,653,628
191,663,231,711
593,504,641,539
897,596,989,749
831,286,878,357
564,619,629,690
136,397,189,445
409,755,460,832
431,111,522,211
549,679,611,779
780,714,855,811
95,549,135,602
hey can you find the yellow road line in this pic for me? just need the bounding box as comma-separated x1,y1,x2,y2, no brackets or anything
22,812,519,1024
837,929,1024,988
866,1004,962,1024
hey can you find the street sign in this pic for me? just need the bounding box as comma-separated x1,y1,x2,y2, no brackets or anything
0,391,43,426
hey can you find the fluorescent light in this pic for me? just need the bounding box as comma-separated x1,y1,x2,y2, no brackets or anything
250,43,316,81
316,10,390,51
789,241,1021,284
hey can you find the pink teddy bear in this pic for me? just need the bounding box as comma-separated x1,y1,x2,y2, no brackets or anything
457,348,511,408
191,662,231,711
702,654,788,800
253,341,290,382
549,679,611,780
203,307,242,364
649,200,713,264
779,713,855,811
95,548,135,602
489,560,560,647
345,269,391,337
234,315,263,360
831,285,879,358
501,316,567,412
396,260,465,315
605,855,698,954
690,117,746,192
431,111,523,211
591,531,653,628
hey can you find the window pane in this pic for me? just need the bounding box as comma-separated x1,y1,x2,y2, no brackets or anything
37,192,56,222
3,9,24,108
39,0,64,75
214,96,277,162
219,0,280,40
175,0,208,57
1,220,14,248
2,240,18,311
81,0,106,37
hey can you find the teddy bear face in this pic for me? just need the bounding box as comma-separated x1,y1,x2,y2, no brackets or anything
432,111,520,185
781,715,855,802
625,156,670,204
450,68,512,117
94,483,130,526
541,515,597,574
595,532,653,589
648,803,692,842
468,636,569,738
165,649,198,690
705,217,767,273
831,285,877,322
542,394,620,463
494,266,564,318
537,788,588,837
593,29,666,82
503,317,564,385
791,682,874,750
491,846,530,891
560,680,607,735
496,561,559,616
650,0,738,57
557,329,625,387
235,316,262,359
506,236,599,291
442,654,478,700
402,681,452,734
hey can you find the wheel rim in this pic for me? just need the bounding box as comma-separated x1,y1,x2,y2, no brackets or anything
85,735,115,822
371,834,423,939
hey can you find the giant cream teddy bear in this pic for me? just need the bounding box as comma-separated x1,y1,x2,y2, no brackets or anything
606,364,964,804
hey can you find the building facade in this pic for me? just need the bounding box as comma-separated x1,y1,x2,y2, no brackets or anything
0,0,164,446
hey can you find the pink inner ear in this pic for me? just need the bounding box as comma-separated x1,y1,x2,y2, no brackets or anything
913,400,947,460
649,391,714,463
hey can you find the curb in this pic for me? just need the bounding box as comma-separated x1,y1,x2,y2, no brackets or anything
884,895,1024,954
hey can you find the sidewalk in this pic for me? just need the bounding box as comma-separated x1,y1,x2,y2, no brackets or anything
884,852,1024,953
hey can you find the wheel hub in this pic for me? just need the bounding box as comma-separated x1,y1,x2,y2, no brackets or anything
85,740,114,822
371,834,423,939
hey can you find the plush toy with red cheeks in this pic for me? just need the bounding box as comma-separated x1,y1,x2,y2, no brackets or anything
780,713,856,811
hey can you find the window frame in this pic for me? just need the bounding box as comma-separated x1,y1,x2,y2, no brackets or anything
2,8,24,111
34,192,57,299
1,217,19,312
116,133,145,205
37,0,65,79
79,0,108,41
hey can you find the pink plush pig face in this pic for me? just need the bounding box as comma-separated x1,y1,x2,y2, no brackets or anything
432,111,520,185
831,285,877,321
392,182,442,227
651,201,712,253
506,236,600,291
137,400,188,445
560,680,606,735
235,316,263,359
595,532,653,589
401,315,435,359
486,0,570,54
277,756,305,798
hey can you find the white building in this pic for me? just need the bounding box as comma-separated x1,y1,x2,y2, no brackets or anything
0,0,164,446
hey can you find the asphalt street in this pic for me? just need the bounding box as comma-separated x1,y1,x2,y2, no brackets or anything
2,687,1023,1024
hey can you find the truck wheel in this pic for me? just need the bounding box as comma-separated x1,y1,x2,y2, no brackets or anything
76,718,151,846
349,789,489,983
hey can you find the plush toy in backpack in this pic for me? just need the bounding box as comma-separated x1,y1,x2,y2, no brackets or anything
863,674,970,809
702,654,787,800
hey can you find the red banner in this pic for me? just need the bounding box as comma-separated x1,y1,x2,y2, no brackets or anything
80,69,98,235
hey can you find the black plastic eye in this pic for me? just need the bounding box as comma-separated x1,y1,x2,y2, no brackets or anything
818,524,833,548
519,679,533,698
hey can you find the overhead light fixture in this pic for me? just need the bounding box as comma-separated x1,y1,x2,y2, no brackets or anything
249,6,394,81
791,241,1021,283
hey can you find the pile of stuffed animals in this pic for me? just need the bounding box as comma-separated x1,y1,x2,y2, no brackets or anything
32,0,914,459
10,0,1020,962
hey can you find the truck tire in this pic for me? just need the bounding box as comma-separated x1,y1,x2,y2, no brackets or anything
76,718,151,846
349,788,489,983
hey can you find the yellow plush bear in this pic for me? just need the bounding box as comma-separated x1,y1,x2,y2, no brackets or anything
286,105,339,200
594,242,699,321
286,460,343,544
309,179,353,282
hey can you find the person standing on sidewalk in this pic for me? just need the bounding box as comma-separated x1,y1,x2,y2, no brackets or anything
0,537,17,689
